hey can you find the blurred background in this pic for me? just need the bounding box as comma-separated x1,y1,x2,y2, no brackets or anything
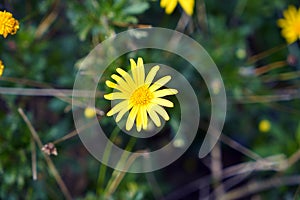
1,0,300,199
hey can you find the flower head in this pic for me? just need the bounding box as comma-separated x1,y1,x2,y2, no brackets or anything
277,5,300,44
104,57,178,132
160,0,194,16
0,10,19,38
0,60,4,76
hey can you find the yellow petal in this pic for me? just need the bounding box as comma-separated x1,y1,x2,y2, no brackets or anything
140,106,148,130
136,57,145,86
152,104,170,121
107,100,129,116
126,106,139,131
105,80,129,94
137,57,144,68
116,68,136,87
151,98,174,107
111,74,133,92
160,0,168,7
145,65,160,85
136,107,142,132
282,29,297,44
115,103,133,122
178,0,194,15
130,58,137,69
284,5,297,21
153,88,178,98
162,0,178,14
147,105,161,127
106,80,117,88
104,92,128,100
130,58,139,84
149,75,171,92
277,19,287,28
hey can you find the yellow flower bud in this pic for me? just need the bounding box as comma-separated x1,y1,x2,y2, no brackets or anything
84,107,96,118
259,119,271,133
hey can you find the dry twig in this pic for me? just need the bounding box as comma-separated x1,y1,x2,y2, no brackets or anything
18,108,72,200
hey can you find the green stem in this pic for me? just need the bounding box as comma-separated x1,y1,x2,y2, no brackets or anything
103,135,137,197
96,126,120,196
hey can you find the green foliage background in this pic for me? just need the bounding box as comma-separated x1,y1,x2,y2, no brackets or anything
1,0,300,199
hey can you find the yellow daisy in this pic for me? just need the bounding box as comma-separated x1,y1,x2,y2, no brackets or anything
104,57,178,132
277,5,300,44
0,60,4,76
160,0,194,16
0,10,19,38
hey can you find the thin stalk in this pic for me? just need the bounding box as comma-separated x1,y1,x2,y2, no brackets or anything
31,135,37,180
35,0,60,39
52,120,98,145
96,126,120,195
261,70,300,82
104,150,147,197
104,136,137,197
248,44,286,64
220,175,300,200
18,108,72,200
254,61,287,75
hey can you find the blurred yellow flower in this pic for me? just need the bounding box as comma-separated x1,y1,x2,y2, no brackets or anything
84,107,96,118
0,60,4,76
104,57,178,132
259,119,271,133
160,0,194,16
0,10,19,38
277,5,300,44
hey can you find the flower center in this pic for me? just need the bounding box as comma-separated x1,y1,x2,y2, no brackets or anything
130,85,154,106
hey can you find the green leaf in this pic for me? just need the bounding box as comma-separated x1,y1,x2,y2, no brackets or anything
122,2,149,15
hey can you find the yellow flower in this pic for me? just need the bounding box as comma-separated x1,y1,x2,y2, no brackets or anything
259,119,271,133
84,107,96,118
0,10,19,38
160,0,194,16
0,60,4,76
104,57,178,132
277,5,300,44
